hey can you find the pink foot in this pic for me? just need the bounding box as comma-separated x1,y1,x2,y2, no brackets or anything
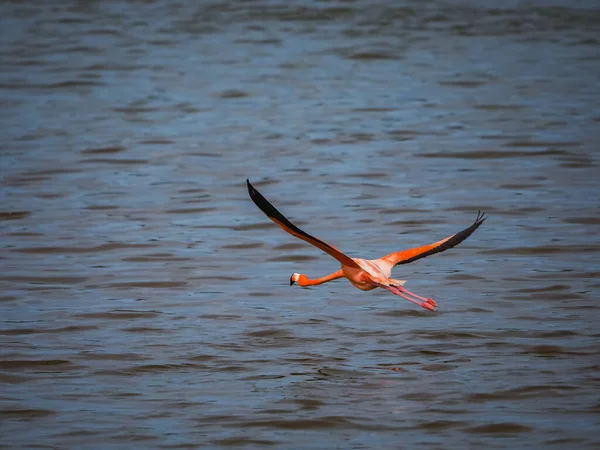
421,301,436,312
426,298,438,307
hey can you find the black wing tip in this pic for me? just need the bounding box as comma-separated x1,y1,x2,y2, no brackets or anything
475,210,487,225
246,179,271,212
246,179,261,202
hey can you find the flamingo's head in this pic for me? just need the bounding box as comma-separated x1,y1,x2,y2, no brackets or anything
290,273,301,286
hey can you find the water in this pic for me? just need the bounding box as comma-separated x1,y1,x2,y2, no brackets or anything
1,1,599,448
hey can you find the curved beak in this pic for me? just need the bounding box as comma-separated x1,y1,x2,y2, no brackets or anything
290,276,295,286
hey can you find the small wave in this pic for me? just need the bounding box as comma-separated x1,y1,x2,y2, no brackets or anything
467,384,577,402
240,416,396,431
503,140,581,148
245,328,292,338
0,276,87,285
105,281,188,289
439,80,488,88
217,89,249,98
520,345,585,357
81,146,126,154
212,437,279,446
0,326,97,335
74,310,160,320
164,207,217,214
463,422,533,434
482,245,600,255
0,359,78,372
121,254,192,262
421,363,456,372
12,242,156,254
0,408,55,419
0,211,31,221
221,242,263,250
121,327,171,334
374,308,428,318
417,420,465,430
79,158,149,165
266,255,319,262
419,149,568,159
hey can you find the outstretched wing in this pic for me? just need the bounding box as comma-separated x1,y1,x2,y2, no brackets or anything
381,211,486,266
247,179,360,269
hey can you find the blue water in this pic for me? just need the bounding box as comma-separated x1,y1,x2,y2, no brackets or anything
1,1,599,448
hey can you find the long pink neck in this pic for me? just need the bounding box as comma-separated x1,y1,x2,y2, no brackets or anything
298,270,344,286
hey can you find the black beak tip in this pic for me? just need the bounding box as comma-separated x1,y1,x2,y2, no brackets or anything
290,277,295,286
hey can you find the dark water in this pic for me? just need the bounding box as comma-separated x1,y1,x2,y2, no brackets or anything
1,1,599,448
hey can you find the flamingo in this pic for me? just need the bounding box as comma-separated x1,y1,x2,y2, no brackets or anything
246,180,485,311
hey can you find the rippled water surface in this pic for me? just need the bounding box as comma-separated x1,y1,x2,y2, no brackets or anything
1,1,600,448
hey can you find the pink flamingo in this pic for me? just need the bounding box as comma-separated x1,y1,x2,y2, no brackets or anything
247,180,485,311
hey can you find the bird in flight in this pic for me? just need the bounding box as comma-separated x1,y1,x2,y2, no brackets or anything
246,180,485,311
